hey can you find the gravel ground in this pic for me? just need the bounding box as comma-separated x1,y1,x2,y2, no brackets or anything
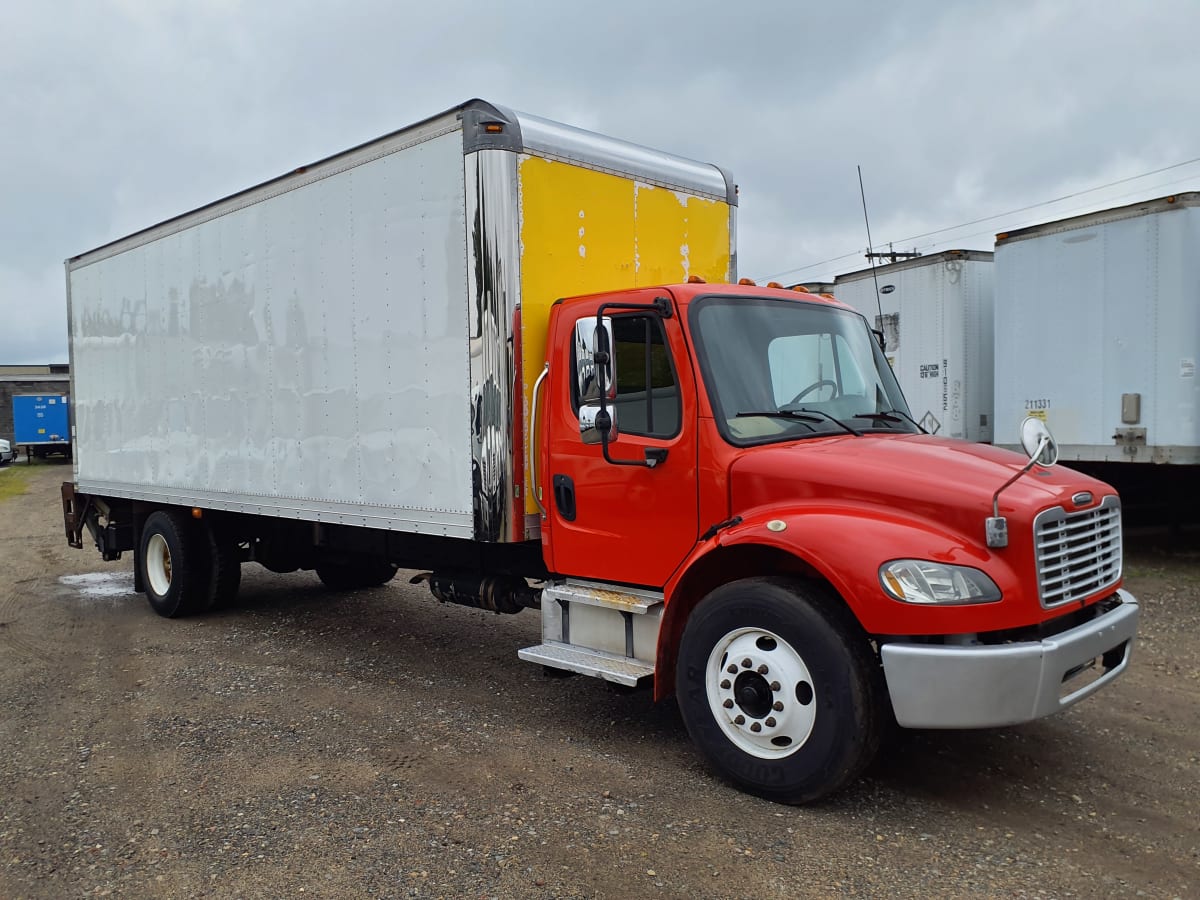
0,461,1197,898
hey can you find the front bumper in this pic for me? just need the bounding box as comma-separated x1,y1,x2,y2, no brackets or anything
880,589,1139,728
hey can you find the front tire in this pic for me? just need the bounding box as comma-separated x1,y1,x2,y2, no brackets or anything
139,510,211,618
676,577,882,804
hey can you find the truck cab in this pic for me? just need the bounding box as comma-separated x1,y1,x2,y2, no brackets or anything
524,280,1138,803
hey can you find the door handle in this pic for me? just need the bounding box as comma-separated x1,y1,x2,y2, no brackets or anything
552,474,576,522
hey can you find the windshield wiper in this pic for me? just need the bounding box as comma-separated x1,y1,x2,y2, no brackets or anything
736,409,861,436
851,409,926,433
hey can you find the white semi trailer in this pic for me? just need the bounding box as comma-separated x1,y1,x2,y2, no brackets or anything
994,193,1200,466
833,250,995,442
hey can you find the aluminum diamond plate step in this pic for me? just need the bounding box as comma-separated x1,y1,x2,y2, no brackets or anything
542,581,663,615
518,642,655,686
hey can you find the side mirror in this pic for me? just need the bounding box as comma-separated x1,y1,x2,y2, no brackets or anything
1019,416,1058,467
575,317,616,403
579,403,619,445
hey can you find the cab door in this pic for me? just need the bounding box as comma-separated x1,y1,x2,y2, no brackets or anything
542,291,699,587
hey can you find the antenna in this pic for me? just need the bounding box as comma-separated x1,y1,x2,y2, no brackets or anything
857,166,886,345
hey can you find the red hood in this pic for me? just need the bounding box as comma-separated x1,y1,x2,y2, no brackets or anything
729,434,1114,538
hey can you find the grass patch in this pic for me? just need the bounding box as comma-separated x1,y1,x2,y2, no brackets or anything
0,464,35,503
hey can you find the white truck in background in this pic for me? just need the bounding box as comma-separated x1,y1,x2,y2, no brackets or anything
994,193,1200,511
832,250,995,442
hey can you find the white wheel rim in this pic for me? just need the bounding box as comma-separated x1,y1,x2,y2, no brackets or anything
705,627,817,758
146,533,173,597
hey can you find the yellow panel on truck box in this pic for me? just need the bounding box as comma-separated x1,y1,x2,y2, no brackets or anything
517,155,732,515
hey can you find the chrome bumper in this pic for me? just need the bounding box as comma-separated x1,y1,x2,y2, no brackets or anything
880,589,1139,729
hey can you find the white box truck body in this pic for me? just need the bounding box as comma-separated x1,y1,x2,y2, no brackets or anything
833,250,994,442
993,193,1200,464
66,100,735,544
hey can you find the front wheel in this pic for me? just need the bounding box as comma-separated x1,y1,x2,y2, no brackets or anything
676,577,883,804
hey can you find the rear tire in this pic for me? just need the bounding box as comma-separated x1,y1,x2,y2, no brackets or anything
202,527,242,610
315,560,398,591
139,510,211,618
676,577,882,804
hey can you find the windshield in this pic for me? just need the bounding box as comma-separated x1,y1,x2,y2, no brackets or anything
689,295,916,445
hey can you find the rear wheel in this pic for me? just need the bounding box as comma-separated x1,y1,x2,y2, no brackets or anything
202,527,242,610
676,577,882,804
139,510,211,618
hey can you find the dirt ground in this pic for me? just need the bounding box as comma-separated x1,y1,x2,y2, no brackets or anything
0,461,1196,899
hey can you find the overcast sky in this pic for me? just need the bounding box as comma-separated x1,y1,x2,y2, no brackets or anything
3,0,1198,364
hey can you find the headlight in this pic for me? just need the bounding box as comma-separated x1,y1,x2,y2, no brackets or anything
879,560,1001,605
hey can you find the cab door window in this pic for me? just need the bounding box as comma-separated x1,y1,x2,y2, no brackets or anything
610,315,680,438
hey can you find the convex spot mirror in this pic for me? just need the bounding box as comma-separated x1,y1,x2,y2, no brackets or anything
574,316,616,404
579,403,619,445
1019,416,1058,467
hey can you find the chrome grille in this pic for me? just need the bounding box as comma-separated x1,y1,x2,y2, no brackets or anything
1034,495,1122,608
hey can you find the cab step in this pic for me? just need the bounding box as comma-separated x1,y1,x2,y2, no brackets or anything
518,642,654,686
541,580,663,614
520,580,664,684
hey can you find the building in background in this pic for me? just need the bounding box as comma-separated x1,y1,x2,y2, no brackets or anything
0,364,70,442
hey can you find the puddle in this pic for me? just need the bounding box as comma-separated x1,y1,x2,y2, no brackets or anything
59,572,136,598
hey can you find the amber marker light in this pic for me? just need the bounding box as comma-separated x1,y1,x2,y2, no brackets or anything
687,275,706,283
738,278,756,285
485,123,504,133
191,508,203,519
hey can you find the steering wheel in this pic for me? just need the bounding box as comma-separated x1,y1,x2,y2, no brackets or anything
789,379,839,404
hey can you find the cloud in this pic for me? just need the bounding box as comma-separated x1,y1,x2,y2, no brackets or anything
3,0,1200,361
0,264,68,364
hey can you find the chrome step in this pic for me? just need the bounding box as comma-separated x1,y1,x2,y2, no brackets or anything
518,642,654,686
542,580,663,614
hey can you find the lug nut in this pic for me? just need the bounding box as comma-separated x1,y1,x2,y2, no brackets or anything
720,680,731,689
773,701,784,711
757,664,768,674
770,681,781,692
734,715,745,725
750,722,762,733
727,665,738,675
765,717,776,727
741,658,752,668
723,699,734,709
